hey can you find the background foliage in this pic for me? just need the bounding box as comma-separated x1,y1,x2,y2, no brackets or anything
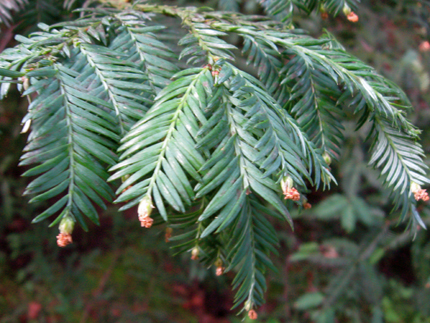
1,0,430,322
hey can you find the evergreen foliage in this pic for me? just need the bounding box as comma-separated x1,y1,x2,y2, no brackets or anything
0,0,429,316
224,0,359,23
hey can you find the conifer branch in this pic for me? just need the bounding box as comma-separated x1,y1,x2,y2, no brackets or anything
0,3,428,316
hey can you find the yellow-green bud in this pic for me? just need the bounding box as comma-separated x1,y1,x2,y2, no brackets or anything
215,258,223,267
59,216,75,235
23,77,30,91
57,216,74,247
325,169,332,184
323,152,332,166
138,195,153,219
411,182,421,193
343,4,352,16
191,247,200,260
244,299,252,311
281,175,294,191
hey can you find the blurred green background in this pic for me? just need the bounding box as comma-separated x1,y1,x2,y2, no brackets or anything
1,0,430,322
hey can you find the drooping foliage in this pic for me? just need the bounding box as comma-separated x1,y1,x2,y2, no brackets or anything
0,0,428,316
221,0,360,24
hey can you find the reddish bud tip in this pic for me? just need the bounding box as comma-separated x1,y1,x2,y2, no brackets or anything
138,196,154,228
347,12,359,22
191,247,199,260
419,41,430,52
304,202,312,209
284,187,300,201
248,309,258,320
165,227,173,242
216,266,225,276
140,217,154,228
415,189,429,202
57,233,72,247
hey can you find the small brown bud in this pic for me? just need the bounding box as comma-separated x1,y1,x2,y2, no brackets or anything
320,245,339,259
121,185,132,194
165,227,173,242
248,309,258,320
304,202,312,209
321,12,329,20
215,259,225,275
27,301,42,320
